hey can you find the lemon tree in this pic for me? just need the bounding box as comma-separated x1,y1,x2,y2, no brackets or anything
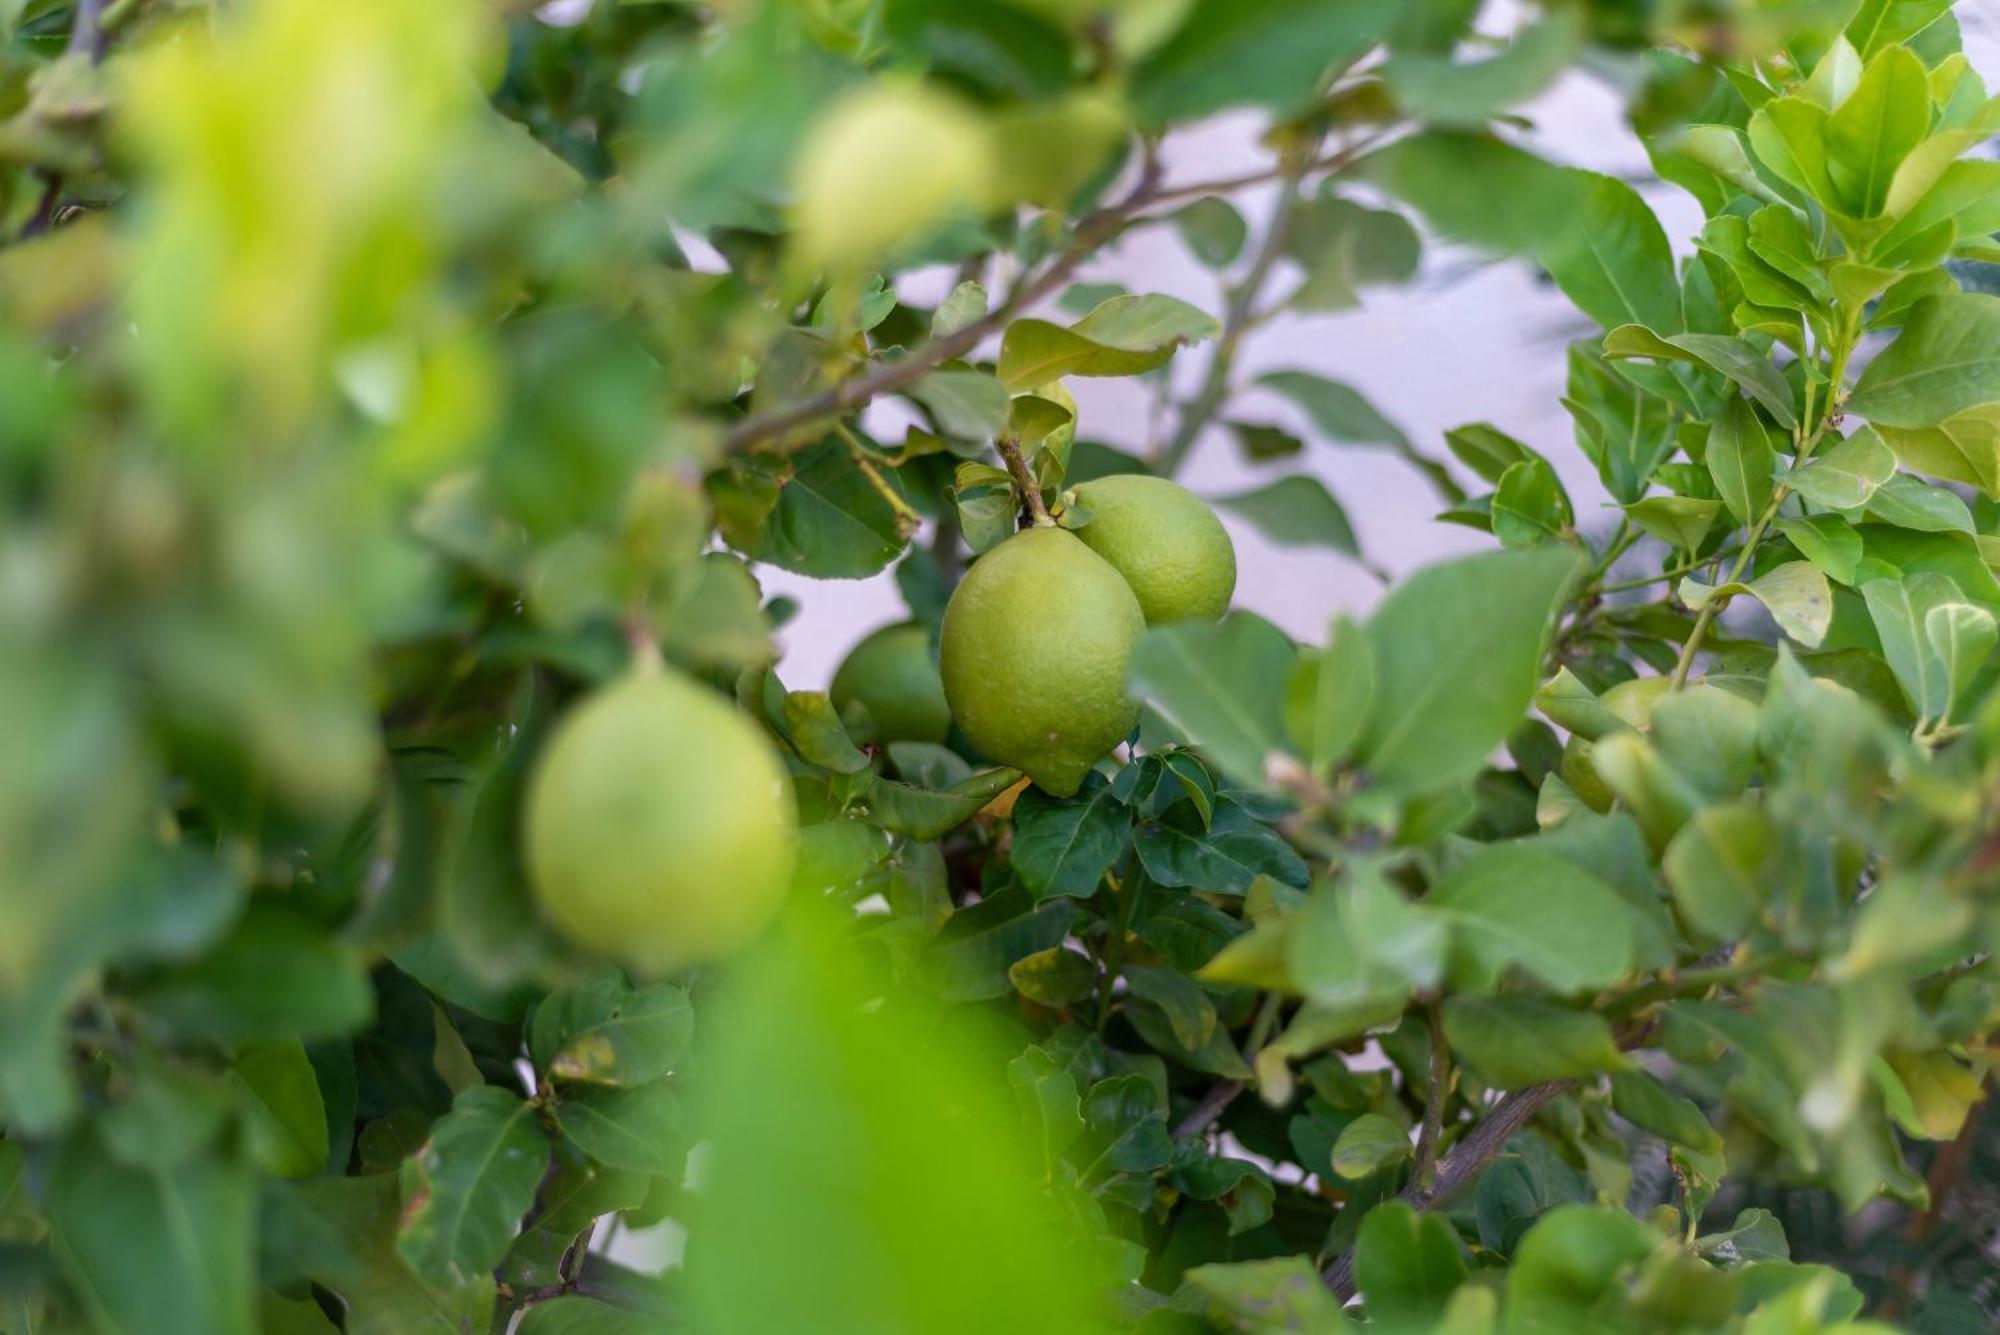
3,1,2000,1333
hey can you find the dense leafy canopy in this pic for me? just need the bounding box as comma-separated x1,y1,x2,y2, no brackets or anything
2,0,1999,1331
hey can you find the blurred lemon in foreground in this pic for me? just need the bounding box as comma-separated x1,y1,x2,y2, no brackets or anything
525,667,796,974
1558,675,1673,813
940,526,1143,797
792,82,993,271
830,622,951,745
1068,474,1235,624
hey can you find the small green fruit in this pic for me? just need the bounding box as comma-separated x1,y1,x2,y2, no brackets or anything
525,668,797,975
1067,473,1235,624
939,526,1144,796
830,622,951,745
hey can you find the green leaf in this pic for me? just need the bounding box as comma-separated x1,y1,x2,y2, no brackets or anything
953,460,1017,555
1380,11,1578,128
1285,196,1424,312
1169,197,1248,268
1847,0,1956,58
132,904,374,1044
722,440,911,578
689,905,1108,1334
501,1151,648,1291
1861,573,1960,720
931,280,988,337
1491,457,1573,547
48,1134,255,1335
1330,1112,1412,1181
1748,97,1838,207
551,1081,685,1176
1750,560,1837,648
1255,369,1407,448
1505,1206,1660,1330
1358,546,1580,795
1601,326,1797,426
881,0,1073,100
1788,427,1897,509
1182,1257,1354,1332
1446,422,1535,484
1540,176,1682,334
1824,46,1930,218
923,891,1074,1001
1925,600,1997,721
1662,801,1778,942
396,1085,550,1287
998,295,1219,390
1131,0,1387,122
1426,845,1635,993
1010,773,1129,900
1624,496,1721,552
1125,965,1218,1050
1353,1200,1468,1331
911,370,1010,442
1135,799,1309,895
1008,946,1098,1006
1609,1071,1723,1154
1370,131,1584,256
1442,996,1629,1088
1286,613,1375,776
231,1040,329,1179
261,1175,494,1335
1708,397,1779,526
1849,294,2000,430
1565,341,1678,504
1212,475,1359,556
866,766,1024,841
782,689,872,773
1866,473,1974,533
1777,514,1864,585
528,975,693,1088
1128,613,1297,786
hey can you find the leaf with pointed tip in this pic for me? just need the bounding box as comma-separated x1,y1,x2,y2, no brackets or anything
1787,428,1896,509
1849,294,2000,430
1010,773,1129,901
1602,326,1796,426
396,1085,550,1287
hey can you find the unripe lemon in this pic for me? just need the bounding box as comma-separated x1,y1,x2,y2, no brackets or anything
1068,474,1235,624
1556,676,1672,813
939,527,1144,796
830,622,950,745
792,82,993,271
524,668,797,975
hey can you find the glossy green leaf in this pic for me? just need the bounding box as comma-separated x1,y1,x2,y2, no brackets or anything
1427,845,1635,993
1010,773,1129,900
1849,294,2000,429
1824,46,1930,217
396,1085,550,1287
1358,546,1580,794
1008,947,1098,1006
1443,996,1629,1088
1787,427,1897,509
1213,475,1360,556
529,976,694,1088
550,1081,684,1176
1128,613,1297,785
1135,799,1310,895
1708,397,1779,526
1601,325,1797,426
1330,1112,1412,1180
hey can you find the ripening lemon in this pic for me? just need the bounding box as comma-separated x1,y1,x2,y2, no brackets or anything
1067,474,1235,624
524,667,797,975
939,526,1144,796
792,82,993,271
830,622,951,745
1557,675,1674,813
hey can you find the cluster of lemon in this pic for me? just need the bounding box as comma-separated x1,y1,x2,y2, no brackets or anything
519,469,1235,976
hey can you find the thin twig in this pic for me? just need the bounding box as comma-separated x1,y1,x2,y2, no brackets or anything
1322,1081,1572,1300
1174,1081,1246,1137
1411,1005,1450,1192
723,157,1163,453
996,434,1053,527
1151,149,1317,477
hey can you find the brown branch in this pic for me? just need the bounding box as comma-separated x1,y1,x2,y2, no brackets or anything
1174,1080,1246,1138
1322,1080,1573,1301
995,434,1052,527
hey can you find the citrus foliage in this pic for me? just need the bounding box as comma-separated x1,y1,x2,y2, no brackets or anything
1,0,1999,1332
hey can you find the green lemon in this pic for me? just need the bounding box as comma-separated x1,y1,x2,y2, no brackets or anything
1601,675,1673,729
939,526,1144,796
524,668,797,975
830,622,951,745
1067,474,1235,624
1557,676,1673,813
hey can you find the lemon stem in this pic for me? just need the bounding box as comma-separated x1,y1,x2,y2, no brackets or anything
996,434,1055,528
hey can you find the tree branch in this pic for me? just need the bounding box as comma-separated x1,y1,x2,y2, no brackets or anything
1322,1080,1573,1300
995,434,1052,527
1411,1005,1450,1192
1173,1080,1245,1138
